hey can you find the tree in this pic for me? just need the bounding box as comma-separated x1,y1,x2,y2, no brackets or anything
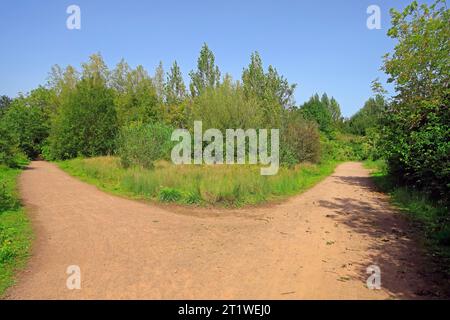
0,95,12,118
153,61,165,101
347,95,386,135
1,94,50,159
380,0,449,203
242,52,296,127
190,77,263,131
165,61,186,105
300,94,334,135
110,59,131,94
81,53,109,86
46,78,118,159
189,43,221,97
329,97,342,124
114,64,160,126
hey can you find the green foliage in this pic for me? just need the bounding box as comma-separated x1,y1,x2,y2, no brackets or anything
0,95,12,118
46,78,118,160
280,110,321,165
165,61,187,105
190,78,263,130
189,43,221,97
346,95,386,136
113,64,160,126
0,124,27,168
0,93,50,159
379,0,450,205
241,52,296,127
0,166,32,296
158,187,183,202
117,122,174,169
321,133,373,162
299,93,342,136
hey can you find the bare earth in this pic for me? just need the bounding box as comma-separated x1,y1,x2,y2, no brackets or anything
5,161,447,299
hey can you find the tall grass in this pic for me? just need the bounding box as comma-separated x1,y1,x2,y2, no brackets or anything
58,157,338,207
0,165,32,296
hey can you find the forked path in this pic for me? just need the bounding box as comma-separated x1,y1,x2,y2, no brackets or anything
6,161,447,299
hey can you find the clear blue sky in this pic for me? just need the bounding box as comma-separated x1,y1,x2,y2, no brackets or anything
0,0,432,117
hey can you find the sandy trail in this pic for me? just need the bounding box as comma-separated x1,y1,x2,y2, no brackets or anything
5,161,446,299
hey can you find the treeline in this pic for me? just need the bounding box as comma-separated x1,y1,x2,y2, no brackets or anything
1,43,358,171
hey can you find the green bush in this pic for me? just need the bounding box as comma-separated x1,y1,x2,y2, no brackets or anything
0,125,28,168
117,122,174,168
280,112,321,165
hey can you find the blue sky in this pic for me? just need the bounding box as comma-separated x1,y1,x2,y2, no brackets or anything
0,0,431,116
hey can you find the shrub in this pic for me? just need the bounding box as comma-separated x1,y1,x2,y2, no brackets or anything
0,125,27,168
117,122,174,168
280,112,321,165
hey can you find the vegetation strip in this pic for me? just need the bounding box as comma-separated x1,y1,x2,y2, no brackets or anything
0,165,32,297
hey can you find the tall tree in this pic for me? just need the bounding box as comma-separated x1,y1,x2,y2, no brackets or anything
81,53,109,86
111,59,131,94
189,43,221,97
165,61,186,105
153,61,165,101
114,64,159,126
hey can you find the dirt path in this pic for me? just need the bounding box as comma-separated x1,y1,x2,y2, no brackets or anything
5,161,447,299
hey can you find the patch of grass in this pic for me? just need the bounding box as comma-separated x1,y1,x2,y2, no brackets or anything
364,160,450,270
58,156,338,208
0,165,32,297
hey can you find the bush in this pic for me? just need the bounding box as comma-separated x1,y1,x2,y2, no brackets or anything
117,122,174,168
280,112,321,165
0,125,28,168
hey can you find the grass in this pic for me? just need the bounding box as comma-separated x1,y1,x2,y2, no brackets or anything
364,159,450,271
57,156,338,208
0,165,32,297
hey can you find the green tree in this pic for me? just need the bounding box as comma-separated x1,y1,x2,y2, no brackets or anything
1,95,50,159
165,61,187,105
347,95,386,135
153,61,165,101
190,77,263,131
110,59,131,94
300,94,334,135
46,78,118,159
380,0,449,203
189,43,221,97
113,64,160,126
242,52,296,127
0,95,12,118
